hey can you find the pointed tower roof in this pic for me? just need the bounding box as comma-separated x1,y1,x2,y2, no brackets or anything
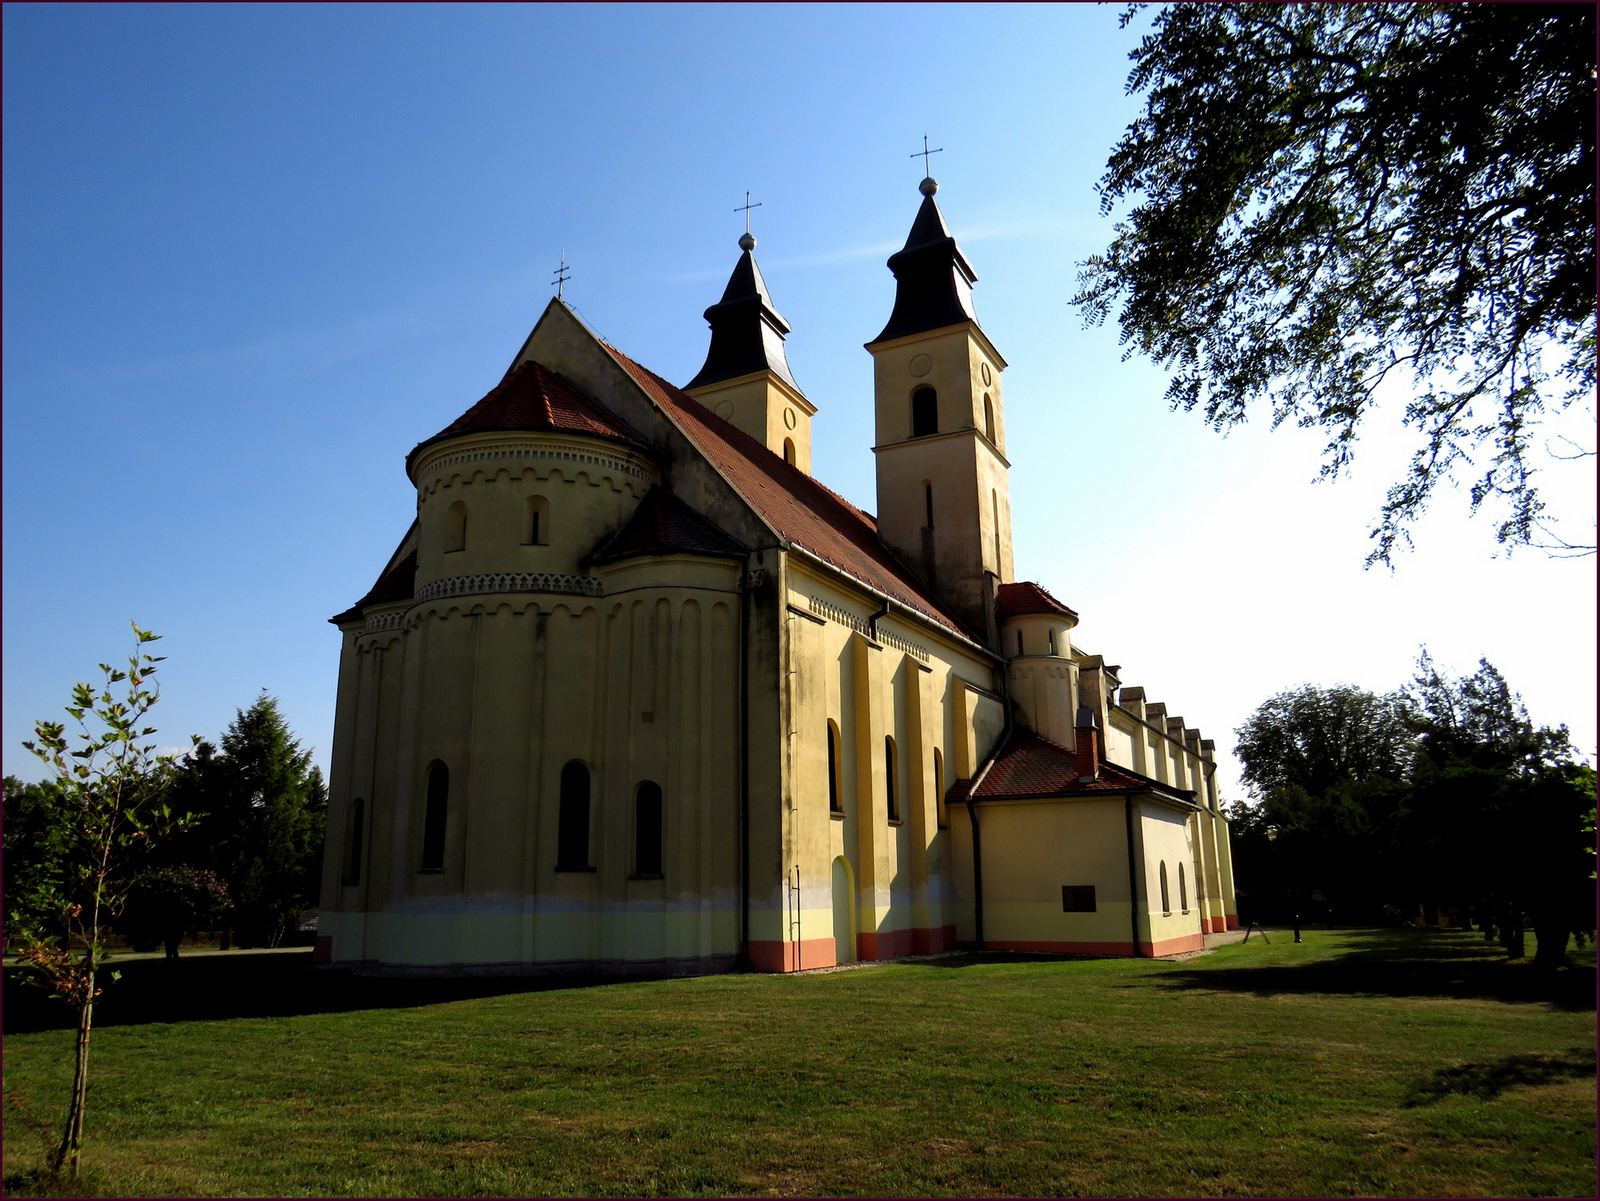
685,236,800,391
869,178,980,345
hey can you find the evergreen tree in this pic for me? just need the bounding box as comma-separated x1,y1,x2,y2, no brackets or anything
188,695,326,947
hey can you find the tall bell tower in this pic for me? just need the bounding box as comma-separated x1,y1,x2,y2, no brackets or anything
866,175,1013,644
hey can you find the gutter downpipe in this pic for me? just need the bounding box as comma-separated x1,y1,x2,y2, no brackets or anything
738,558,753,970
1125,794,1144,958
961,640,1014,953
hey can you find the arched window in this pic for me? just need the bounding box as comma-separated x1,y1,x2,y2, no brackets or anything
924,482,934,529
1016,630,1024,657
526,495,549,545
445,501,467,553
983,393,996,443
634,781,663,877
827,720,843,814
884,735,899,822
1048,629,1057,655
1179,862,1189,914
1159,860,1171,916
421,764,448,872
557,761,591,870
783,437,796,466
912,387,938,437
344,797,365,885
934,746,947,829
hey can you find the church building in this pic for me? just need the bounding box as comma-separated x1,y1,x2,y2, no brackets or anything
315,174,1238,974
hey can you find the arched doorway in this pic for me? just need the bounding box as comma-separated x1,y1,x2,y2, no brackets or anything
831,856,856,965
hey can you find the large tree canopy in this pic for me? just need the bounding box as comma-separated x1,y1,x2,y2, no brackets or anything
1077,3,1596,564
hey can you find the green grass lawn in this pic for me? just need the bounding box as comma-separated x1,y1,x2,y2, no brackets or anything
3,928,1594,1197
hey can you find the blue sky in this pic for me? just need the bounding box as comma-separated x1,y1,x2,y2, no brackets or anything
5,3,1594,797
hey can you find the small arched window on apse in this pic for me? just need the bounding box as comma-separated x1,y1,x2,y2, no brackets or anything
526,495,549,545
445,501,467,553
557,760,591,870
983,393,996,443
827,720,843,814
934,746,947,829
634,781,663,877
420,763,448,872
1159,860,1171,916
884,735,899,822
912,387,938,437
783,438,796,466
1179,862,1189,914
344,797,365,885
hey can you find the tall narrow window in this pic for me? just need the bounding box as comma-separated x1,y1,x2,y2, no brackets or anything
345,797,365,885
992,490,1002,569
421,764,448,871
1016,630,1024,656
827,720,843,814
526,495,549,545
912,387,938,437
445,501,467,553
983,393,996,442
783,438,796,466
924,482,934,529
1048,629,1057,655
634,781,663,877
557,760,591,869
1159,861,1171,916
934,746,947,829
1179,862,1189,914
885,736,899,821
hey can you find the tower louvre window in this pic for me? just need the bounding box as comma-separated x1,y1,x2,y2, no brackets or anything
912,387,938,437
984,393,996,443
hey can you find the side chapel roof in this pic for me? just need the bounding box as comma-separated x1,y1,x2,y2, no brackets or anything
947,731,1194,804
996,580,1079,622
589,485,748,564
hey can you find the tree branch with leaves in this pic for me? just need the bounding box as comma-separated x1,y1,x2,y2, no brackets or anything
14,624,195,1179
1077,3,1596,564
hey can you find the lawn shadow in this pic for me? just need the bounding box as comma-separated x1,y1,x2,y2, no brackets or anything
1403,1046,1597,1106
3,952,662,1034
1156,927,1597,1011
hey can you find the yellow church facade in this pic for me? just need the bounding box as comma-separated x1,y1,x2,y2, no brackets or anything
315,177,1237,974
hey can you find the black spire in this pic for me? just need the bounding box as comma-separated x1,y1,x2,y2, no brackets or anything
870,178,979,345
685,238,799,391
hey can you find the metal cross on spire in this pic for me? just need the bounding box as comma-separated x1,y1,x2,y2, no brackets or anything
911,134,944,178
735,191,763,234
552,249,570,301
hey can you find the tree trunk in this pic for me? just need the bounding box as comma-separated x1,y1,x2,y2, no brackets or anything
1504,910,1526,959
52,982,94,1178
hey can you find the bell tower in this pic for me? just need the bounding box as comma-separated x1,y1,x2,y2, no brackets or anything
866,175,1013,644
684,227,817,472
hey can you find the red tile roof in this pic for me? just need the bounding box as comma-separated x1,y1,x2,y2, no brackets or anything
997,580,1078,622
590,486,748,564
602,345,978,643
406,359,649,476
947,732,1192,803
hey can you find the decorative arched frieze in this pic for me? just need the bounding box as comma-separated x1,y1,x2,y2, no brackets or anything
414,571,603,604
